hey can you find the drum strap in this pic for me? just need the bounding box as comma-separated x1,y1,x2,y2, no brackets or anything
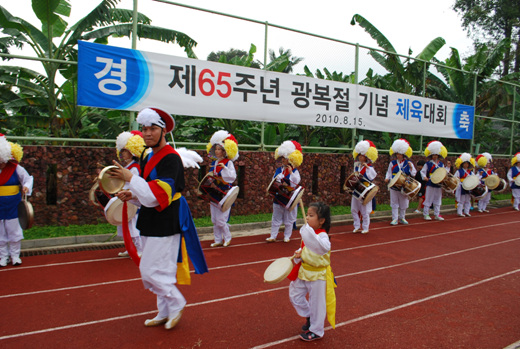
0,185,20,196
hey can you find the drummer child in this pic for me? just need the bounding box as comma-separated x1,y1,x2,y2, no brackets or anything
207,130,239,247
0,136,33,267
112,131,146,257
507,152,520,211
351,140,378,234
288,202,335,341
384,139,417,225
267,141,303,243
454,153,475,217
475,153,493,213
420,140,448,221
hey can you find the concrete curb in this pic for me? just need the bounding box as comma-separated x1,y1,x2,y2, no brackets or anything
21,200,512,254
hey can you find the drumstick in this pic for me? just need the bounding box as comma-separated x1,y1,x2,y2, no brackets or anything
299,198,307,225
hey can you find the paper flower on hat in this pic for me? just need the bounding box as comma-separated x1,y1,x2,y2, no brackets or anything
9,142,23,163
116,131,145,159
512,152,520,166
389,139,413,158
136,107,175,133
353,140,378,163
274,140,303,167
0,137,9,163
206,130,239,161
424,140,448,158
476,152,492,168
455,152,475,169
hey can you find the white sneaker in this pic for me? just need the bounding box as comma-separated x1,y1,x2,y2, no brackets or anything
11,257,22,266
361,230,369,234
283,238,290,243
399,218,409,225
210,242,223,247
353,228,361,233
514,207,519,211
483,209,489,213
465,213,471,217
423,215,432,221
434,215,445,221
0,257,8,267
478,209,483,213
223,240,231,247
413,209,422,214
118,251,129,257
390,219,398,226
165,307,184,330
265,238,276,242
458,214,465,217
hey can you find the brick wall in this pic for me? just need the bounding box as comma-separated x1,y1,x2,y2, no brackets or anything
22,146,513,226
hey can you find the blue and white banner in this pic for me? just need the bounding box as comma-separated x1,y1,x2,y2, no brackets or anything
78,41,474,139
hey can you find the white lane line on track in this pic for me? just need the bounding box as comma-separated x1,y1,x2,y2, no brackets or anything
250,268,520,349
2,268,518,342
3,218,518,274
2,237,519,301
0,278,142,299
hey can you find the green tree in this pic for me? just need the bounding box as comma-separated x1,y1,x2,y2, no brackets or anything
268,47,303,73
0,0,197,137
453,0,520,75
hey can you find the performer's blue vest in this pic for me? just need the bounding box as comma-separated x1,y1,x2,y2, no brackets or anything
512,167,520,189
0,171,21,220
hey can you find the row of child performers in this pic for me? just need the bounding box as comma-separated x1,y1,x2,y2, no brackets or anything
108,131,520,250
451,151,520,216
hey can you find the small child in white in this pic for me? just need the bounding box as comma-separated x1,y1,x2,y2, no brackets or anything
475,152,493,213
267,140,303,243
454,152,475,217
507,152,520,211
288,202,336,341
206,131,239,247
0,137,33,267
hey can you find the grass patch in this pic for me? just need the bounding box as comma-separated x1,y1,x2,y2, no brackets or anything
24,194,512,240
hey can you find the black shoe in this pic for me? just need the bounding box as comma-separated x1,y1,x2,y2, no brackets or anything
301,317,310,331
300,331,322,342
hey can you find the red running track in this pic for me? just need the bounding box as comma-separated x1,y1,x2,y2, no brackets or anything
1,207,519,348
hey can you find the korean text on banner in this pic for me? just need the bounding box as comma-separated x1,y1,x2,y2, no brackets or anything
78,41,474,140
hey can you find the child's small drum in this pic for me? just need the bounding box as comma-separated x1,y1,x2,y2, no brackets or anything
484,174,500,190
104,197,138,226
264,257,294,284
494,179,508,193
266,177,304,211
431,167,459,193
388,171,422,199
197,172,239,212
343,172,379,205
462,175,488,199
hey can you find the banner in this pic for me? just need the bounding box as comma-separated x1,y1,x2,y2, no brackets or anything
78,41,474,139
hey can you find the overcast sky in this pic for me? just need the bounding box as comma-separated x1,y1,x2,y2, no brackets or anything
2,0,474,76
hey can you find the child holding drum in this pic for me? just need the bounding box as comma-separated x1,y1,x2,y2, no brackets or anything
0,136,33,267
206,130,239,247
110,131,146,257
454,153,476,217
288,202,335,341
413,159,427,214
351,140,378,234
475,153,494,213
267,140,303,243
507,152,520,211
384,139,417,225
420,140,448,221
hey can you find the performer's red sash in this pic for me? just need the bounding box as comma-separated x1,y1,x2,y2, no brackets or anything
0,162,17,186
122,201,140,267
142,145,178,180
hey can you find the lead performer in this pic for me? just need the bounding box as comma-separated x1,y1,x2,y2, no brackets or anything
110,107,207,330
384,139,416,225
351,140,378,234
420,140,448,221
